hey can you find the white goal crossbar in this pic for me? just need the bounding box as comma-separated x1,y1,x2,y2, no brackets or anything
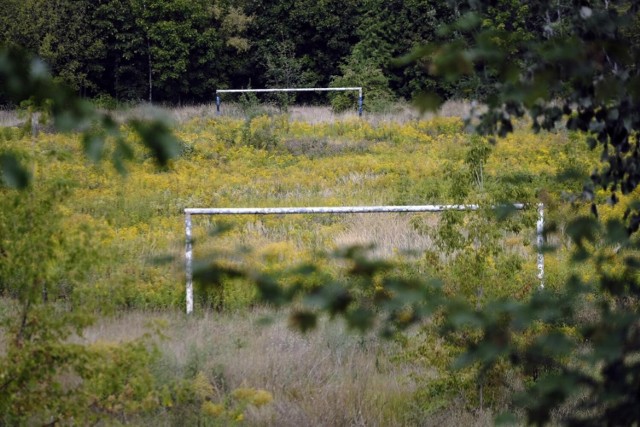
184,203,545,314
215,87,364,116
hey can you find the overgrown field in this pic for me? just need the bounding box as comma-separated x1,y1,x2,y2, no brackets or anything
1,109,627,424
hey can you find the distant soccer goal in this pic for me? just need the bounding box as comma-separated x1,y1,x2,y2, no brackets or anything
183,203,545,314
215,87,364,116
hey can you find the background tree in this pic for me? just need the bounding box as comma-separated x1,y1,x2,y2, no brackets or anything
0,0,468,105
2,0,105,97
127,0,252,103
1,0,252,104
244,0,359,104
329,0,394,112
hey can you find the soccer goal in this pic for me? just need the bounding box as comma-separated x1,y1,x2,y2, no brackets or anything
215,87,364,116
183,203,544,314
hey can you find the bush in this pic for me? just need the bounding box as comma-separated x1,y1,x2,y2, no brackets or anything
330,58,394,114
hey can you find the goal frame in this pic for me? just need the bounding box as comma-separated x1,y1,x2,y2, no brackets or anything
184,203,545,314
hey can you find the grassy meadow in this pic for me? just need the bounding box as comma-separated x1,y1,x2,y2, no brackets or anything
1,103,623,424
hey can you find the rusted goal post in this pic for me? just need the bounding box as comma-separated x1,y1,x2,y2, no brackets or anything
184,203,545,314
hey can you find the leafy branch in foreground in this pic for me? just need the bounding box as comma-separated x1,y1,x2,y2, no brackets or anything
396,1,640,424
0,46,181,188
0,45,183,423
407,1,640,219
190,1,640,424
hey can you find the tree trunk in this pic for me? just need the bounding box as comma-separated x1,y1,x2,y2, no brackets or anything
147,40,153,103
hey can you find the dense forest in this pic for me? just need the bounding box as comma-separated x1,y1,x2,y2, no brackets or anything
0,0,540,107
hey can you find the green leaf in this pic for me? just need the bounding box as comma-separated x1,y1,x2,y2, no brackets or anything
112,137,134,175
391,44,433,67
454,12,481,31
82,133,105,162
493,204,518,221
605,220,628,246
207,222,234,237
566,216,600,244
448,309,483,329
131,119,182,167
193,261,243,287
413,91,444,114
347,255,392,277
533,332,574,357
0,153,31,189
304,284,353,315
288,263,319,276
256,275,285,306
149,255,174,265
345,307,375,332
624,256,640,268
289,310,317,333
453,342,498,369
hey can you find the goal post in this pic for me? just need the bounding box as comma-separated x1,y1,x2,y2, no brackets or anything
184,203,545,314
215,87,364,116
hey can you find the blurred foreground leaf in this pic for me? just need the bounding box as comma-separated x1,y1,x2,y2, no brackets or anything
0,153,30,189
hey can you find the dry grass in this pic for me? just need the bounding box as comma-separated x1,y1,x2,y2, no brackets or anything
334,213,437,259
437,100,474,118
0,299,511,425
77,308,428,426
75,307,505,426
107,99,473,125
0,100,473,130
207,100,472,124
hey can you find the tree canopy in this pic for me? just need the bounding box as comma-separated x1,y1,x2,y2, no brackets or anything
0,0,496,106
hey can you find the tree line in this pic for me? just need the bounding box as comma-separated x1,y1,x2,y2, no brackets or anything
0,0,554,108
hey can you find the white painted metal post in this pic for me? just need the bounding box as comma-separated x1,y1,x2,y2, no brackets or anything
183,204,510,215
185,212,194,314
537,203,545,289
216,87,363,94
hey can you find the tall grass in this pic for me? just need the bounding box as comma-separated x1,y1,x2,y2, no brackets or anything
0,101,606,424
0,99,480,129
75,307,496,426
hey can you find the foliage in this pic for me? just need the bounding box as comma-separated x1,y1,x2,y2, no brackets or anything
127,0,252,102
1,0,105,96
1,0,251,103
0,0,460,105
0,46,184,424
5,0,640,416
5,0,577,107
402,0,640,424
329,54,394,113
244,0,360,101
0,47,181,186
